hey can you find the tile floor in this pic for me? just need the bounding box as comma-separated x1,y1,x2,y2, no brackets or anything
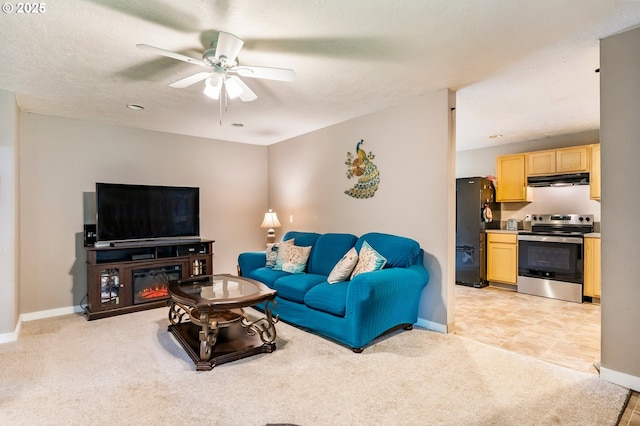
619,391,640,426
454,284,600,374
454,284,640,425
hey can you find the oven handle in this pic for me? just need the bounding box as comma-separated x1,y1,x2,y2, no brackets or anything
517,235,583,244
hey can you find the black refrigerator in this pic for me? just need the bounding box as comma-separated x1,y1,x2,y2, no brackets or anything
456,177,501,287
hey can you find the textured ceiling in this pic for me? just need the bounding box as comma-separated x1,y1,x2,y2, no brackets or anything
2,1,640,150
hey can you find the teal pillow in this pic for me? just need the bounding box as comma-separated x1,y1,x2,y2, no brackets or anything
351,241,387,278
274,244,312,274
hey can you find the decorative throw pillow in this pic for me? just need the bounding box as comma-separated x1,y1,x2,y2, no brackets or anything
274,244,312,274
266,239,294,268
327,247,359,284
351,241,387,279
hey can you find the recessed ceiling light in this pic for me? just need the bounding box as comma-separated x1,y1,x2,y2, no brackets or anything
127,104,145,111
231,123,244,127
489,134,503,139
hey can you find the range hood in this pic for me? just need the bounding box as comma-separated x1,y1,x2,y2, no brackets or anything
527,172,590,187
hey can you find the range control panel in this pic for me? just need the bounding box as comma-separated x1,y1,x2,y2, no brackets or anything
530,214,594,226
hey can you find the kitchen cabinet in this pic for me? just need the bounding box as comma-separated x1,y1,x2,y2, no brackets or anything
557,146,590,173
584,236,601,298
527,150,556,175
486,232,518,285
590,144,601,200
496,154,532,202
526,145,590,176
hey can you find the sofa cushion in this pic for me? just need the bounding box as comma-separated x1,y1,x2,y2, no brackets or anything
351,241,387,278
303,281,348,317
274,244,312,273
308,233,358,275
327,247,359,284
266,239,294,268
355,232,420,268
281,231,321,248
246,267,291,288
272,273,327,303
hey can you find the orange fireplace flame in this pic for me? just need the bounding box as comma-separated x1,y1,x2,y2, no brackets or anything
139,283,169,300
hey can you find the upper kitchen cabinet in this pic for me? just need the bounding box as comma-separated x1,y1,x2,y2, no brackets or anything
527,150,556,175
496,154,532,202
590,144,601,200
526,145,590,176
556,145,590,173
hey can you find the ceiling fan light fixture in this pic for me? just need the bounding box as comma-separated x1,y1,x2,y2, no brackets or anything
203,74,222,99
224,75,244,99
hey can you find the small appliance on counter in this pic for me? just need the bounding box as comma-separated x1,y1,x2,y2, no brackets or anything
506,219,519,231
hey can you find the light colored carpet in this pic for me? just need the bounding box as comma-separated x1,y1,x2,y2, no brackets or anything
0,307,629,425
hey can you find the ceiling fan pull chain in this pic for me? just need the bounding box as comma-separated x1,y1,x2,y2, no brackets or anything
219,90,223,126
224,83,229,112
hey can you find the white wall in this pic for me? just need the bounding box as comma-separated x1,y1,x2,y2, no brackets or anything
19,113,268,315
0,90,19,335
600,25,640,391
268,90,456,330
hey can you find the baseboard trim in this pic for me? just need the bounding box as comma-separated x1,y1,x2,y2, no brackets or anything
415,318,447,334
0,319,21,344
0,305,84,344
600,366,640,392
21,305,84,322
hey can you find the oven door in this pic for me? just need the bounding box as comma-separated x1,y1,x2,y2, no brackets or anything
517,234,583,283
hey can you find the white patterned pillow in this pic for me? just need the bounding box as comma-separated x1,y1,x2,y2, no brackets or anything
274,244,312,274
266,239,294,268
327,247,359,284
351,241,387,279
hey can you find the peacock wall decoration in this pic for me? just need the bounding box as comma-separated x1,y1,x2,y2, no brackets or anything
344,139,380,199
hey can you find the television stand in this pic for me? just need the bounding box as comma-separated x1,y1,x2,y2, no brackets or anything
95,238,203,248
85,239,214,320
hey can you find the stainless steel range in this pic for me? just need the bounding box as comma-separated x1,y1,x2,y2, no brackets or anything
517,214,594,303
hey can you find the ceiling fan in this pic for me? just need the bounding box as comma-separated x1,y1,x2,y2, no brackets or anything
137,31,296,103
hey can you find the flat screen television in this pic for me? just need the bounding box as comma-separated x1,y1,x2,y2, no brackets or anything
95,183,200,243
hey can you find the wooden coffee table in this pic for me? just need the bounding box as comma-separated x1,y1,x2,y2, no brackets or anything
167,274,278,371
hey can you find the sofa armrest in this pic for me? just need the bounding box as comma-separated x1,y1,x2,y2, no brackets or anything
238,251,266,276
345,264,429,328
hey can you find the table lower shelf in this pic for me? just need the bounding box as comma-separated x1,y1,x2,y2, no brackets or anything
168,321,276,371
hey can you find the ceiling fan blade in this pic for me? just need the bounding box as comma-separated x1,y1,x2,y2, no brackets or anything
169,72,211,88
214,31,244,65
136,44,208,67
230,76,258,102
231,66,296,82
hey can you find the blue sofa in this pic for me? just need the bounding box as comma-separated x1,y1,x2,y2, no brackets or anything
237,231,429,352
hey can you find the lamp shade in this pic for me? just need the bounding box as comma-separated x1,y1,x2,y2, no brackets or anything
260,209,281,229
203,74,222,99
224,75,244,99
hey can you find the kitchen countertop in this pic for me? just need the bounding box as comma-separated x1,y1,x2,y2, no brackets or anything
484,229,519,234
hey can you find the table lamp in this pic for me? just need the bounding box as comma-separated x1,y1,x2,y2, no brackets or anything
260,209,282,243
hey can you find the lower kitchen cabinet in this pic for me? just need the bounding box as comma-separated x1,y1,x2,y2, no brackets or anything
487,232,518,285
584,236,601,298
